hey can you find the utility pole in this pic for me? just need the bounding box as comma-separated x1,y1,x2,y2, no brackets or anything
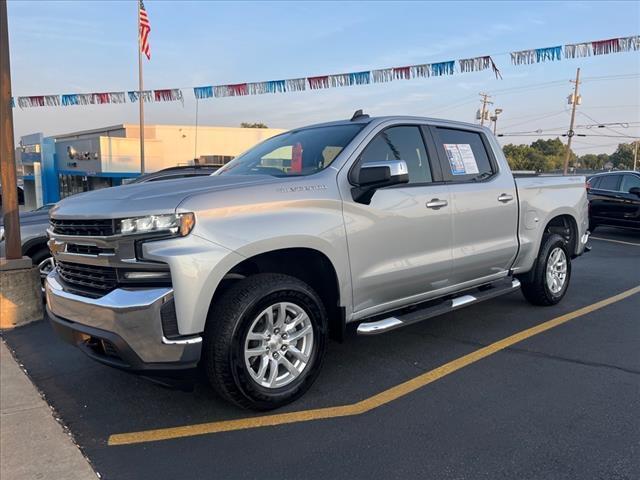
0,0,22,260
478,93,493,127
563,67,581,175
633,141,638,172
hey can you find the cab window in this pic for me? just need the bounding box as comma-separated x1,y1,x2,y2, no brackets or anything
359,126,432,184
433,127,495,182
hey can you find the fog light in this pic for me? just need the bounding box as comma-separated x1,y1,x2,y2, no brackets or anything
123,271,171,280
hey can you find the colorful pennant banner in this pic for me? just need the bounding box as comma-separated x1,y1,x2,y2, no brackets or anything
128,90,154,103
459,56,502,79
17,95,60,108
154,88,183,103
11,34,639,108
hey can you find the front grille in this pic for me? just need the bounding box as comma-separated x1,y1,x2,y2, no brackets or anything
51,218,115,237
57,261,118,293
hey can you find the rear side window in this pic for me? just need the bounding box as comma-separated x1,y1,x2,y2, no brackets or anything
621,174,640,192
597,174,621,191
360,126,432,184
433,128,494,182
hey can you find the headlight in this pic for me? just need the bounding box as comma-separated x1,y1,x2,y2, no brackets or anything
117,213,195,237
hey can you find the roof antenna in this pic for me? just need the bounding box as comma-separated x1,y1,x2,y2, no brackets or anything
351,109,369,121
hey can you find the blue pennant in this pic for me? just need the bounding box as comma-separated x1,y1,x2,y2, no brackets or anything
61,94,79,106
535,46,562,62
265,80,286,93
431,61,455,76
349,71,371,85
193,86,214,99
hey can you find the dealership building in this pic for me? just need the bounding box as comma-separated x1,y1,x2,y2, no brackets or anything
17,124,284,210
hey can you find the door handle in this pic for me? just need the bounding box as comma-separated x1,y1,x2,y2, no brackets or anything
498,193,514,203
426,199,448,209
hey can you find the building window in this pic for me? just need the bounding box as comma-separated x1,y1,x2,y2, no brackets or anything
58,175,88,199
199,155,234,166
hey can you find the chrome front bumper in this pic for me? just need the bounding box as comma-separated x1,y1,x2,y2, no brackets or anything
45,270,202,371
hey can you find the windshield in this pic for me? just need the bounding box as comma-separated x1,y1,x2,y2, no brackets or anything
216,124,364,177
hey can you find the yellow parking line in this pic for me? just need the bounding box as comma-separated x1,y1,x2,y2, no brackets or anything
590,236,640,247
108,285,640,446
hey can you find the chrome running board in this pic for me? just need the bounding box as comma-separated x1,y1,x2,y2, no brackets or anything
357,278,521,335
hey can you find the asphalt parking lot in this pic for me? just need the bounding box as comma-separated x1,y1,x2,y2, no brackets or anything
3,227,639,480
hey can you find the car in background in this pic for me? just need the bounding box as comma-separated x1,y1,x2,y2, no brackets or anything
587,171,640,232
0,185,25,206
0,204,56,286
127,165,219,184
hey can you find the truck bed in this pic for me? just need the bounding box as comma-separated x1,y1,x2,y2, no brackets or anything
512,174,589,273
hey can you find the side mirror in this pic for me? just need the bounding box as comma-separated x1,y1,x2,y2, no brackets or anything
629,186,640,197
352,160,409,204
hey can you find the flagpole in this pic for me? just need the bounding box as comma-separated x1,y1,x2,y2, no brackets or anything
137,1,145,174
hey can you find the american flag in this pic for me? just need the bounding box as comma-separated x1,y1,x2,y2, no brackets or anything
139,0,151,60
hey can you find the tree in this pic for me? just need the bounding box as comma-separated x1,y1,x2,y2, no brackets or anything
503,144,531,170
530,138,565,156
530,137,574,170
525,149,553,172
502,144,553,172
609,142,638,170
578,154,601,170
240,122,268,129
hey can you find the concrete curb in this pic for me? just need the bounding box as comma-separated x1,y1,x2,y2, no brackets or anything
0,339,98,480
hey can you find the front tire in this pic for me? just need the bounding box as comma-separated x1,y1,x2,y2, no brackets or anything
203,273,328,410
520,233,572,306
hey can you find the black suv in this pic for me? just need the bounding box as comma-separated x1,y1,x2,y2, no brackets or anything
587,171,640,232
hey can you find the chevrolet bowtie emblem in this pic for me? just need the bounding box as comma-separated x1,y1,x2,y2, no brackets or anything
48,240,65,256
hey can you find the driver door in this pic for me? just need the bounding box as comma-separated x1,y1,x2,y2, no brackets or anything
342,125,453,318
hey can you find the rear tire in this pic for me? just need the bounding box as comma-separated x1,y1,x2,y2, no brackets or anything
520,234,571,306
203,273,328,410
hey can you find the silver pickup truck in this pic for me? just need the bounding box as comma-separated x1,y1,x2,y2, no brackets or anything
45,114,589,410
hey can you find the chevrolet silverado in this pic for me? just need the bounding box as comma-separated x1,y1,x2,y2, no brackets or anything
45,113,589,410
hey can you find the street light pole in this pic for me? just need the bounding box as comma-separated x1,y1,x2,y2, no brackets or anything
0,0,22,260
490,108,503,136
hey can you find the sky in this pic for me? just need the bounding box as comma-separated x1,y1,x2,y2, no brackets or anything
7,0,640,154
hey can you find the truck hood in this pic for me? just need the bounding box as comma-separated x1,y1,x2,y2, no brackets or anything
50,175,278,219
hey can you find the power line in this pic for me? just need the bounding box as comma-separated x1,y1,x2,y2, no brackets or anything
500,111,568,129
572,143,621,151
580,105,640,109
577,111,630,137
498,132,639,138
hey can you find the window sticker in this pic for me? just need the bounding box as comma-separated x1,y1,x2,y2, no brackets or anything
443,143,479,175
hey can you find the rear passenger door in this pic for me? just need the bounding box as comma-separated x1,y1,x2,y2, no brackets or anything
430,126,519,286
